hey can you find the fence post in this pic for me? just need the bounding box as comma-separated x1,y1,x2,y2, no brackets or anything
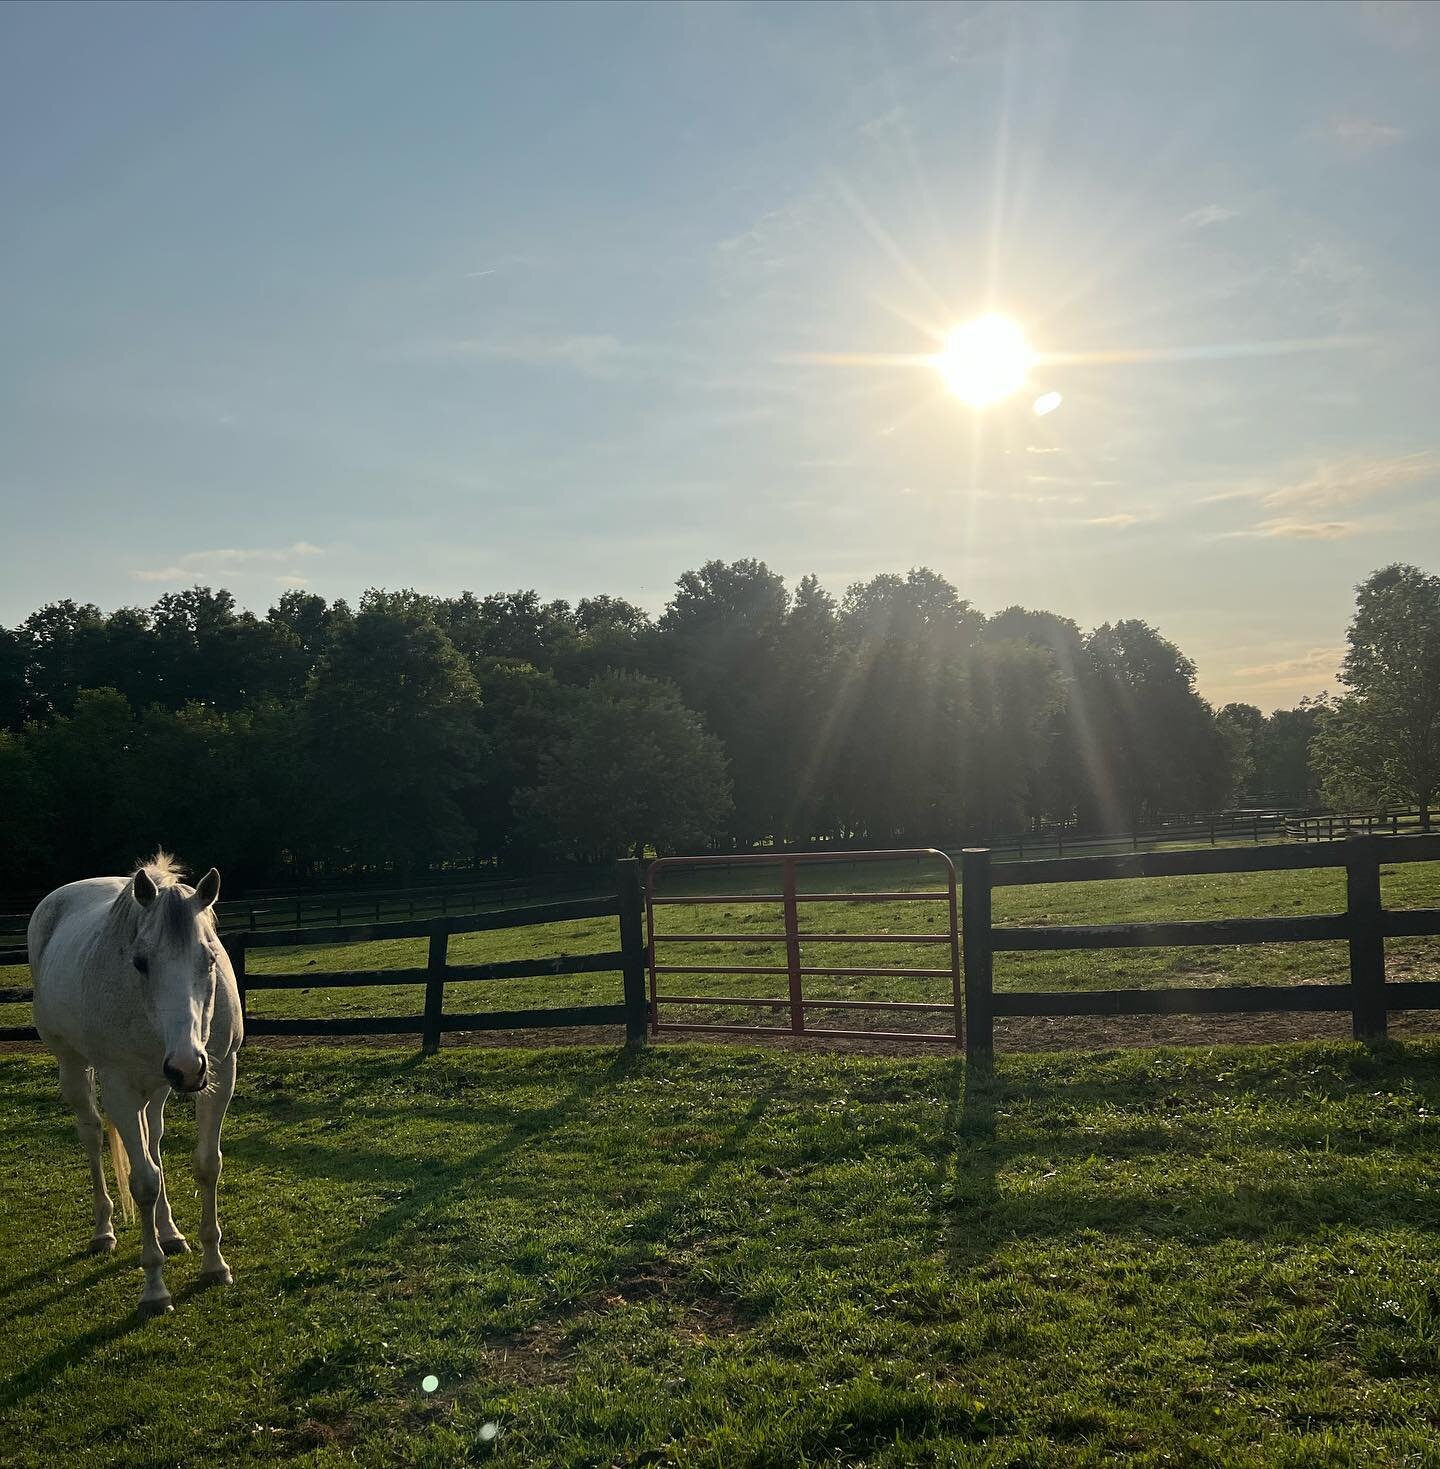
422,921,448,1056
782,857,805,1033
961,848,994,1057
1346,836,1387,1042
616,858,648,1046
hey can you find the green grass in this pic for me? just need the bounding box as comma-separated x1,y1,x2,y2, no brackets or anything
6,1040,1440,1465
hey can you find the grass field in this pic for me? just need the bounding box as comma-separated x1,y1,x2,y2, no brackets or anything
5,1040,1440,1465
3,856,1438,1042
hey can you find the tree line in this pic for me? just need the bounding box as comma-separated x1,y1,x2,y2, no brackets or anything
0,560,1434,892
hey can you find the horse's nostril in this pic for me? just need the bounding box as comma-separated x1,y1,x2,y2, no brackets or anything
163,1063,186,1090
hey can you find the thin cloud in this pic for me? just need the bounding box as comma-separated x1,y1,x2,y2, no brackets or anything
1246,518,1360,540
1261,451,1437,512
1209,451,1437,540
1180,204,1238,230
1083,513,1142,528
133,543,324,585
1233,647,1343,684
1319,113,1405,157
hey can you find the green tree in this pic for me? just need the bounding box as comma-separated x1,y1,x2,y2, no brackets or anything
1255,699,1326,807
658,560,789,844
519,672,731,861
0,730,45,886
1311,565,1440,828
304,595,485,873
1079,621,1229,827
1216,702,1265,803
22,688,144,880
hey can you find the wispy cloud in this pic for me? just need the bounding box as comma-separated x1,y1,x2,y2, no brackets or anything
1318,113,1405,157
133,543,324,586
1233,647,1343,685
1179,204,1238,230
1259,451,1437,512
1209,451,1437,539
1244,518,1360,541
1083,512,1142,528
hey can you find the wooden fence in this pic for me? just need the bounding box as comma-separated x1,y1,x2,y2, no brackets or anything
6,841,1440,1056
1,862,649,1049
1285,808,1432,842
961,834,1440,1053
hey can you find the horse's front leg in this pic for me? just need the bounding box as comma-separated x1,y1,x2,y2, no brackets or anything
104,1080,172,1317
144,1089,189,1256
56,1050,115,1254
193,1050,236,1288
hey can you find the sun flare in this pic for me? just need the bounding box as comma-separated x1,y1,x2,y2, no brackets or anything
935,314,1034,407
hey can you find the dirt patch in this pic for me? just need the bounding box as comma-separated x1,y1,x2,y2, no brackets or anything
484,1314,579,1387
483,1262,749,1386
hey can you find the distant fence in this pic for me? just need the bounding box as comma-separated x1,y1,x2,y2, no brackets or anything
961,834,1440,1052
1285,808,1432,842
1,862,649,1049
0,870,606,965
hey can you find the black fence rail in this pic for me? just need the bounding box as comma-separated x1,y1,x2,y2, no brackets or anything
1,862,649,1048
961,834,1440,1053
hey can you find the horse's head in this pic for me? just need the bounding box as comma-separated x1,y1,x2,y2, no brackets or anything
130,865,224,1093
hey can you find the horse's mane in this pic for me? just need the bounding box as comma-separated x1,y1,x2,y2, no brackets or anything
103,851,214,947
137,851,185,890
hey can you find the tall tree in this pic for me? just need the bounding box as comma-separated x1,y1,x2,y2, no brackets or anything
1311,565,1440,829
304,595,486,872
658,559,789,844
519,672,731,861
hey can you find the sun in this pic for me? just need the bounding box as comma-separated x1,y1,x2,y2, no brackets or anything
935,314,1034,407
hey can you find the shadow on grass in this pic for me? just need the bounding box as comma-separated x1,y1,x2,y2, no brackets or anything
0,1271,223,1414
229,1047,647,1259
4,1253,130,1324
0,1049,644,1418
1,1245,95,1301
936,1047,1440,1266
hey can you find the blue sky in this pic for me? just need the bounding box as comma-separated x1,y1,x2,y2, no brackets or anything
3,0,1438,709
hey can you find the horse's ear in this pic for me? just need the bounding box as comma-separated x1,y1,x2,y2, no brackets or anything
132,869,158,907
194,867,221,910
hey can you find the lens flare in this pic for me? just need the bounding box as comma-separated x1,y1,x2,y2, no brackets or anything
1033,391,1063,416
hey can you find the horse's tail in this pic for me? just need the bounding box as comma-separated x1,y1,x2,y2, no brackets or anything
106,1120,135,1224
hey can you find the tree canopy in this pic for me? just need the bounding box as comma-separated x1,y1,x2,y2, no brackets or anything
0,558,1365,891
1311,565,1440,829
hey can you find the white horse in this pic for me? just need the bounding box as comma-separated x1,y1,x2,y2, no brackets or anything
28,853,243,1317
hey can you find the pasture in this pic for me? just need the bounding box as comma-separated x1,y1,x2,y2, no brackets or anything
5,1040,1440,1465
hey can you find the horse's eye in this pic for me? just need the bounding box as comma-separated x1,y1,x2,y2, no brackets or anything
133,956,149,975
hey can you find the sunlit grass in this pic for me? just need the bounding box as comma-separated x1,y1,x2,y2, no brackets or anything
6,1041,1440,1465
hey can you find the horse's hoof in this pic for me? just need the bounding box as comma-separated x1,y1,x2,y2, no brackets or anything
160,1236,190,1256
197,1266,233,1289
136,1296,174,1320
88,1235,116,1255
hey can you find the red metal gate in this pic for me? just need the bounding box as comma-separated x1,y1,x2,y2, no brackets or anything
644,849,962,1045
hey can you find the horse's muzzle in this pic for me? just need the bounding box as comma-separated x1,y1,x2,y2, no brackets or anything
164,1054,208,1093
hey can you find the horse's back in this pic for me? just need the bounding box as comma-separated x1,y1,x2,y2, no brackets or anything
28,877,126,984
